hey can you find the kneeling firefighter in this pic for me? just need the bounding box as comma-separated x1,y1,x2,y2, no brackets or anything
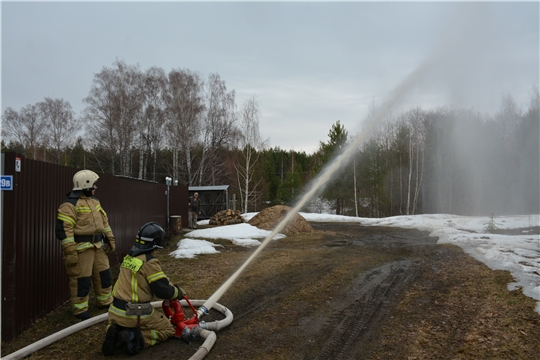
102,222,186,356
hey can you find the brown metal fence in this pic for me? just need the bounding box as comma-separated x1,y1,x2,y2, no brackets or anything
1,152,188,341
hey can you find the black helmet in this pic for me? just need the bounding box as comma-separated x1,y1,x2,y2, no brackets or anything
135,222,165,251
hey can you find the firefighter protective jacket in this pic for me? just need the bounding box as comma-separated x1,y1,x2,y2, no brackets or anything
110,253,179,311
56,191,115,253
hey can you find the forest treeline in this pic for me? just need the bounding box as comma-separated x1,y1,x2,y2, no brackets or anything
2,60,539,216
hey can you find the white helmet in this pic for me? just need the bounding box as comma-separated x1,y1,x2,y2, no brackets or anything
73,170,99,191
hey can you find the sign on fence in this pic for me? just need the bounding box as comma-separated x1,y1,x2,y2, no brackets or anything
1,175,13,190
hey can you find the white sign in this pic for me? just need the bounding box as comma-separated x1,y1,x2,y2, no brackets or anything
15,157,21,172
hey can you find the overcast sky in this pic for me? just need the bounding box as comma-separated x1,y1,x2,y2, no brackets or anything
2,1,538,154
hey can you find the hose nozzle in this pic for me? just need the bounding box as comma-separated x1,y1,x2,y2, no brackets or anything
196,306,209,319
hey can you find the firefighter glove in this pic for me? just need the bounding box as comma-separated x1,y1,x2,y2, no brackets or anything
62,242,78,267
105,240,116,254
175,286,186,299
65,251,79,268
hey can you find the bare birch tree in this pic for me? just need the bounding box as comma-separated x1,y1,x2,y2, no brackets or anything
198,73,239,186
397,108,427,215
1,104,48,160
165,69,205,184
139,66,168,180
2,107,27,154
39,97,80,165
235,96,267,213
114,62,144,176
84,60,144,175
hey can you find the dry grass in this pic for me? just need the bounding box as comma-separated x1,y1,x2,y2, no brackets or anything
369,244,540,359
2,225,539,360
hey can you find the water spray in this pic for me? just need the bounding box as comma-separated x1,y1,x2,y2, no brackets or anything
5,51,444,360
197,61,434,319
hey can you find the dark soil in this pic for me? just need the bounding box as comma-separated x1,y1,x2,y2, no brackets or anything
3,223,539,359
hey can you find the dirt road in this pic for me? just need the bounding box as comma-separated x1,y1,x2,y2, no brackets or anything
5,223,538,359
140,222,540,359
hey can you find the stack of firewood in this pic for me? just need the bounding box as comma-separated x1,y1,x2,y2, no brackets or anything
209,209,245,226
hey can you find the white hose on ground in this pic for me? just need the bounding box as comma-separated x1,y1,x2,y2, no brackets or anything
3,300,233,360
187,300,234,332
188,329,217,360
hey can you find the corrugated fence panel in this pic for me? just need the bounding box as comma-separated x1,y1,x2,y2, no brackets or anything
95,173,186,259
2,152,19,342
1,153,189,341
170,185,189,231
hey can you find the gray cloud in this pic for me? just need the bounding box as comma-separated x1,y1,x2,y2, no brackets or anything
2,2,538,153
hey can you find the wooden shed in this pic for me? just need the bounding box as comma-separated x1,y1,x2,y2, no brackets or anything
188,185,229,220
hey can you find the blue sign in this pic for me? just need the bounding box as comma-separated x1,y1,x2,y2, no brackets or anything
1,175,13,190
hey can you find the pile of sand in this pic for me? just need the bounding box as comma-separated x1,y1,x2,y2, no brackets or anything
248,205,314,236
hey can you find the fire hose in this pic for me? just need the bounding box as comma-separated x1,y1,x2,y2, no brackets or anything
3,298,233,360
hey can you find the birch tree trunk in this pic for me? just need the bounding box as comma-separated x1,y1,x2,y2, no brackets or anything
353,157,358,217
244,144,251,213
139,146,145,179
234,96,267,213
165,69,204,185
406,128,413,215
412,143,424,215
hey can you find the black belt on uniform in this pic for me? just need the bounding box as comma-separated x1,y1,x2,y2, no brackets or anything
74,234,102,243
113,297,128,310
113,298,152,313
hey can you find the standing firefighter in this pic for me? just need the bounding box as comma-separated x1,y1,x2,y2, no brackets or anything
188,192,201,229
55,170,116,320
102,222,186,356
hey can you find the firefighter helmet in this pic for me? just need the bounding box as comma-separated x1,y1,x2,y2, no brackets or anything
73,170,99,191
135,222,165,251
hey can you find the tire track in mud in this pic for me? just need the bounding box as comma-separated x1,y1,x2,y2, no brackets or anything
139,224,439,359
295,259,420,360
225,260,336,323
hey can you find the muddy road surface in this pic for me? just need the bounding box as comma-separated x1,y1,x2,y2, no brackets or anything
139,223,436,359
9,222,538,360
131,223,539,360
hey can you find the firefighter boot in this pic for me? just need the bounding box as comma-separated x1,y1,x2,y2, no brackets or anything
75,311,92,321
118,328,144,355
102,323,122,356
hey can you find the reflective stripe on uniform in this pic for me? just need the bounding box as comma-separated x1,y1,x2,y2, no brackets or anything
97,205,107,216
57,213,76,226
150,330,159,345
61,237,75,245
112,281,119,298
97,293,112,303
73,300,88,311
109,304,154,319
130,273,139,303
147,271,167,284
76,206,92,213
76,242,94,251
